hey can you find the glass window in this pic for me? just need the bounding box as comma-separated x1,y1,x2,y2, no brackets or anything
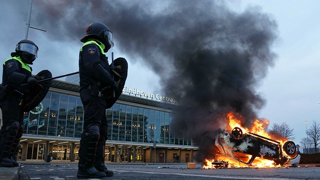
48,93,59,136
175,138,179,145
57,94,68,137
155,111,160,143
106,109,112,140
66,96,76,137
138,108,144,142
112,104,119,140
28,112,39,135
160,112,165,144
143,109,149,142
23,112,29,134
187,140,192,145
170,135,175,144
38,92,51,135
125,106,132,141
19,90,178,147
169,113,175,144
180,139,184,145
132,107,138,142
164,112,170,144
74,97,83,138
148,110,155,143
119,105,126,141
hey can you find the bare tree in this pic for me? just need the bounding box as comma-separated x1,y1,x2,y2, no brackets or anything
306,121,320,153
300,137,312,151
271,122,294,140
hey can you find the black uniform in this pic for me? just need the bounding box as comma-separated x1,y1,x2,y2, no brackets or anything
0,56,32,167
77,21,127,179
78,40,127,177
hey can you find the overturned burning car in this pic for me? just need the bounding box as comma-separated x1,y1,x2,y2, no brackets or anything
215,127,298,166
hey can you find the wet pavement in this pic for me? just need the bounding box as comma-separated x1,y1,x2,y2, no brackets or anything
18,162,320,180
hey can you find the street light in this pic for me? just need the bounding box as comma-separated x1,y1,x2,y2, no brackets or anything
25,0,46,39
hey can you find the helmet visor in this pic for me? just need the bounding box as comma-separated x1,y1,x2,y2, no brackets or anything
18,43,38,56
104,30,114,47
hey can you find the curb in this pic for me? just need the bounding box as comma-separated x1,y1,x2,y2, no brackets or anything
0,166,20,180
297,164,320,167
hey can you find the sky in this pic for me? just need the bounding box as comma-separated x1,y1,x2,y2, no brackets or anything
0,0,319,146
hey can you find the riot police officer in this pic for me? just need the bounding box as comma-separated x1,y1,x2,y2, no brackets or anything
77,22,128,178
0,39,40,167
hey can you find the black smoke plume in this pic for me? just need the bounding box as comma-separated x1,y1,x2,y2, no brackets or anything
32,0,278,162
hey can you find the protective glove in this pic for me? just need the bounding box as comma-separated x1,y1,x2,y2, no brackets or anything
27,76,39,87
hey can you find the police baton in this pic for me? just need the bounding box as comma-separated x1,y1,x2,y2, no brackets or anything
21,71,79,86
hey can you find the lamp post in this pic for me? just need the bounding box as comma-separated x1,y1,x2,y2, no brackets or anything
25,0,46,39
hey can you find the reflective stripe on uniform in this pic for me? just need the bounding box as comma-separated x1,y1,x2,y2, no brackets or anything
4,56,32,72
80,40,105,54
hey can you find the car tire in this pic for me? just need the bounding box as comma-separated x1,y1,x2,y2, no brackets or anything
283,141,298,159
232,127,243,139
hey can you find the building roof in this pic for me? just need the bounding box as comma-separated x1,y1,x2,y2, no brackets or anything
51,80,176,110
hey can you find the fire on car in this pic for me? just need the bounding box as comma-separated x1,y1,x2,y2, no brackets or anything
203,112,299,169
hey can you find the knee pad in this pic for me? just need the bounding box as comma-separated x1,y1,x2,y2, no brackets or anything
5,121,19,136
113,57,128,81
84,124,100,141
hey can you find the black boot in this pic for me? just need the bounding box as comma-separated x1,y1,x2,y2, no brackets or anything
77,125,105,179
77,164,106,179
95,135,113,177
8,125,23,167
0,122,19,167
95,162,114,177
10,146,20,167
0,158,14,167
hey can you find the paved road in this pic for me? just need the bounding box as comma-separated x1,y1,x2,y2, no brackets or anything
19,163,320,180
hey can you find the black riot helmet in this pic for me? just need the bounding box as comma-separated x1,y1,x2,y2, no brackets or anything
13,39,39,64
80,22,114,52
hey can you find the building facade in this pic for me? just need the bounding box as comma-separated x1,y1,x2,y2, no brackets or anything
15,80,197,163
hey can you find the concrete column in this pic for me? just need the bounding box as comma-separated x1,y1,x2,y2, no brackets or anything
21,142,28,161
124,147,127,161
133,146,136,163
165,149,168,163
191,149,194,162
70,142,75,162
127,148,131,162
107,147,111,162
149,147,152,163
115,145,118,163
142,148,145,162
178,149,181,163
44,141,49,161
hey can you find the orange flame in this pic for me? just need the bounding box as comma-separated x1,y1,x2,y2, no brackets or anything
203,112,290,169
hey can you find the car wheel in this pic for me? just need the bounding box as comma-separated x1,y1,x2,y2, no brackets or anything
283,141,298,158
232,127,243,139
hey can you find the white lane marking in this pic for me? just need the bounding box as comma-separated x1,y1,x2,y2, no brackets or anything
49,169,54,171
113,170,300,180
30,178,41,180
